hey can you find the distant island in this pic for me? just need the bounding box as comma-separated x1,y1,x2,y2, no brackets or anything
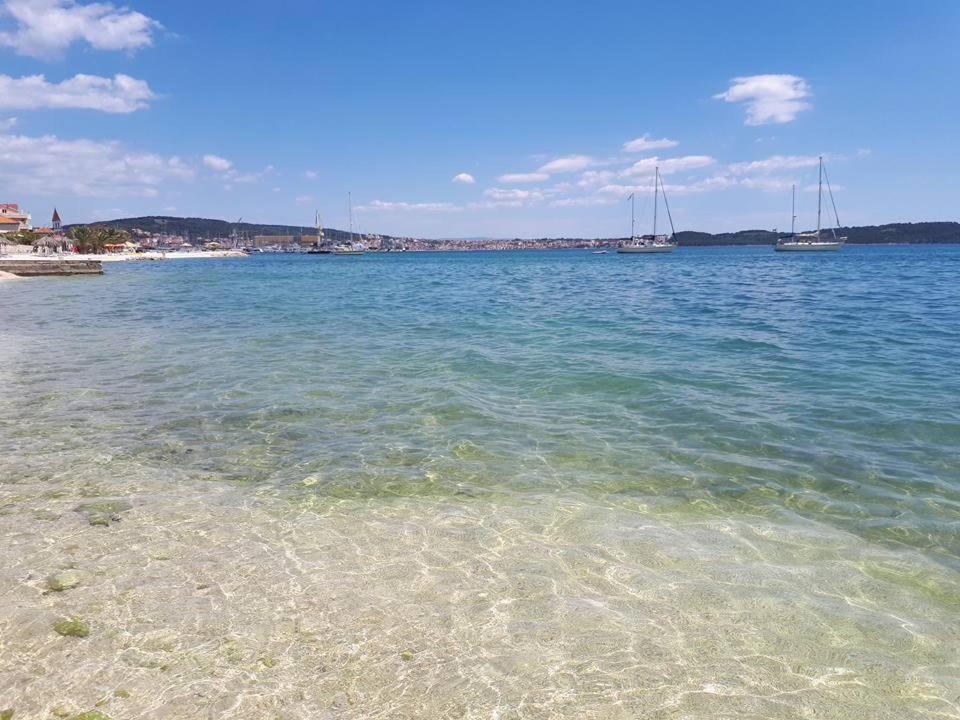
67,217,960,251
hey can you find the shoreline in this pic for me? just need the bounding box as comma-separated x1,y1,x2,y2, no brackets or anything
0,249,246,263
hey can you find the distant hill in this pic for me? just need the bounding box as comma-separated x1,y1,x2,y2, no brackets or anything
68,216,960,247
65,215,388,245
675,222,960,246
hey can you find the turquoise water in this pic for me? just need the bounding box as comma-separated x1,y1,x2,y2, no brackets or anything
2,246,959,718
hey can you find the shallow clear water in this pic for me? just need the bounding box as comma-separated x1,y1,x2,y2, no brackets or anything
1,246,959,718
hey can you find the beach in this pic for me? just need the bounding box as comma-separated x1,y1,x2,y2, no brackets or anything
2,246,959,719
0,247,246,263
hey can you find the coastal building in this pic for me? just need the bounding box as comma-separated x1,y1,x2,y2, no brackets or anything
0,203,32,233
254,234,297,248
32,209,70,254
34,209,64,236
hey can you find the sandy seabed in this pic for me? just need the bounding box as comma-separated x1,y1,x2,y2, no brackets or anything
2,471,958,720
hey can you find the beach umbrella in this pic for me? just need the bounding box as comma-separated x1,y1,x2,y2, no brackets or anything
33,236,66,254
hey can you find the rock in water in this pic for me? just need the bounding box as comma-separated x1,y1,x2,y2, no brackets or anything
46,570,81,592
74,500,132,527
53,617,90,638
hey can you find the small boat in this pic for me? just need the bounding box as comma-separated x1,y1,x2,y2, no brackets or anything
333,193,365,255
617,167,677,253
592,250,608,255
775,157,845,252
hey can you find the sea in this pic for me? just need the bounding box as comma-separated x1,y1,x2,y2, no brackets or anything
1,245,958,719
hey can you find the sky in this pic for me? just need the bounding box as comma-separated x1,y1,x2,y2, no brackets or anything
1,0,958,238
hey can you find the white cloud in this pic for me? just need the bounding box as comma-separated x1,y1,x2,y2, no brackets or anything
622,134,679,152
467,200,523,209
600,175,737,197
304,170,318,179
202,154,233,172
0,117,16,129
0,131,192,197
0,0,161,58
714,74,812,125
550,196,616,207
728,154,820,174
621,155,716,177
483,187,545,202
0,73,155,113
228,164,273,184
359,200,461,212
497,172,549,184
577,170,616,188
739,176,795,192
295,195,314,204
537,154,595,174
452,172,475,184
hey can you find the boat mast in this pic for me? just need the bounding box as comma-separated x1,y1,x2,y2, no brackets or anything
816,156,822,238
791,184,796,235
653,167,659,237
822,162,841,240
628,193,635,239
348,192,354,245
661,176,677,240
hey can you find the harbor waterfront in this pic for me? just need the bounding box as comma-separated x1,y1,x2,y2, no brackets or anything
2,246,959,718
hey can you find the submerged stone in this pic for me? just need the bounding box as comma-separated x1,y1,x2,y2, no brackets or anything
399,649,416,661
112,689,131,699
46,570,81,592
1,708,13,720
68,713,111,720
53,617,90,638
74,500,132,527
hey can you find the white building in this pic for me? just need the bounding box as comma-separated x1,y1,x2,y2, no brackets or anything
0,203,32,234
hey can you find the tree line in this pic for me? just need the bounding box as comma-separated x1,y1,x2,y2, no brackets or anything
4,226,133,253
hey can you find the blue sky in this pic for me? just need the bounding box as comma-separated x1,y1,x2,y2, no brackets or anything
1,0,958,237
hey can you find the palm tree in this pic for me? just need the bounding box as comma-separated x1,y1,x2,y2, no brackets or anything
102,227,131,247
69,226,101,254
15,229,38,246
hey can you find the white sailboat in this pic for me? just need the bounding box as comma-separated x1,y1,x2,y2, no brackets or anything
333,192,365,255
617,167,678,253
775,156,845,252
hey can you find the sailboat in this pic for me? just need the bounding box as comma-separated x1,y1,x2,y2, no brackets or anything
333,193,365,255
617,167,678,253
306,211,331,254
775,156,846,251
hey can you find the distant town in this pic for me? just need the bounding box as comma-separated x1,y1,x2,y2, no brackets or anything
3,203,960,255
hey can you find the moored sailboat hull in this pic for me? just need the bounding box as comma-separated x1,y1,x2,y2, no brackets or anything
616,244,676,253
775,240,845,252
